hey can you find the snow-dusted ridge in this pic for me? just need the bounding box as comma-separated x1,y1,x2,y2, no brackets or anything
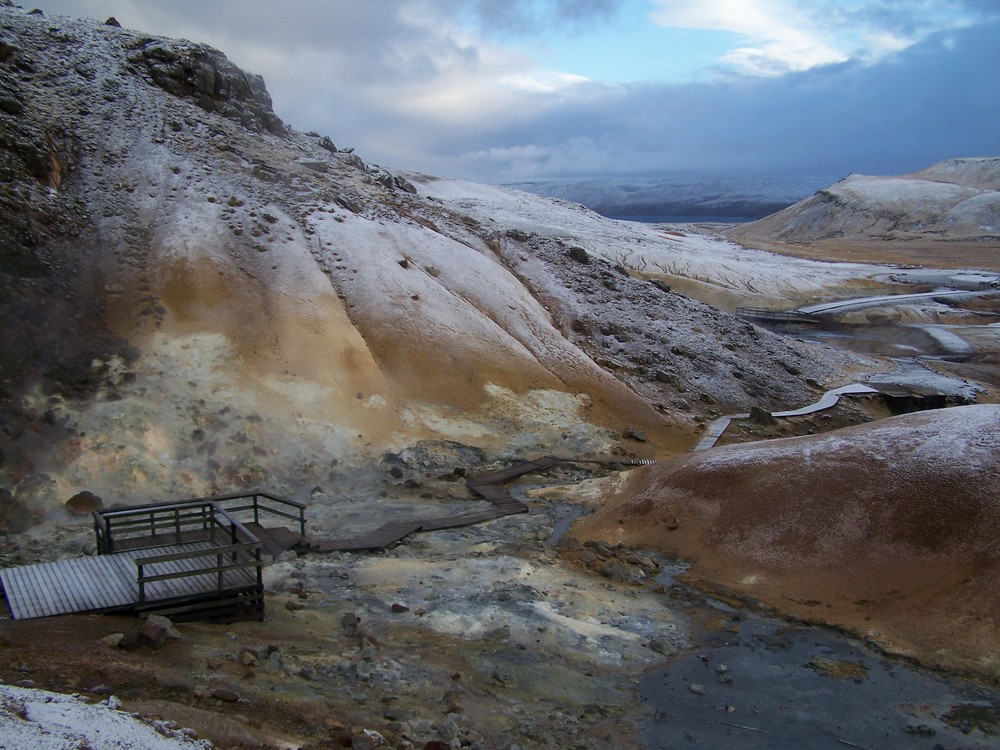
730,157,1000,245
0,4,883,512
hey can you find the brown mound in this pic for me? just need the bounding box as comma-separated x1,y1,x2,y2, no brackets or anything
572,405,1000,679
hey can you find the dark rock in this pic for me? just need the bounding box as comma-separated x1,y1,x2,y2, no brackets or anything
650,637,678,657
567,246,590,263
596,559,637,584
104,17,121,27
749,406,777,425
0,96,21,114
342,612,360,633
65,490,103,515
381,440,485,474
211,688,241,703
393,174,417,194
319,136,337,153
623,427,647,442
0,488,34,534
138,614,181,648
391,603,410,613
130,39,286,135
286,599,306,611
336,194,363,214
0,37,17,63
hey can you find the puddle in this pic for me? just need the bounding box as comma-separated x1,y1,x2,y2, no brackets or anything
641,569,1000,749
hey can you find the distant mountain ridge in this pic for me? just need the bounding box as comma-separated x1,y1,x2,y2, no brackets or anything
504,175,836,221
729,157,1000,245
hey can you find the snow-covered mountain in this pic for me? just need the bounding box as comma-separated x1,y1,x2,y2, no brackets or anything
729,158,1000,244
0,5,865,514
504,175,835,221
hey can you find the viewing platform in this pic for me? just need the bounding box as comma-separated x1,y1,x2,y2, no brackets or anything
0,491,306,623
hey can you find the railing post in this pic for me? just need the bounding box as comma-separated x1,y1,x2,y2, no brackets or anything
174,507,181,545
137,562,145,603
253,494,260,525
217,553,224,591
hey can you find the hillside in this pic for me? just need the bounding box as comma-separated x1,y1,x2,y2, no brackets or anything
728,158,1000,269
572,404,1000,678
0,6,870,520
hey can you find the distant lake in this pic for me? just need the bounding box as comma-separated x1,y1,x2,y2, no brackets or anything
606,215,754,224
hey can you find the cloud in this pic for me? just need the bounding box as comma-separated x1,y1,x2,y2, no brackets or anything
648,0,989,75
26,1,1000,182
449,21,1000,180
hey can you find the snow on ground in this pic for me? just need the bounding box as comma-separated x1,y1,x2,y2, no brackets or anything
412,175,893,305
0,683,210,749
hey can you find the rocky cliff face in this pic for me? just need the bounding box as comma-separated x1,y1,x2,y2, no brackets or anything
0,6,857,521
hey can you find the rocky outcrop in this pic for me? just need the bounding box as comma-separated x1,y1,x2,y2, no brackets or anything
129,38,286,135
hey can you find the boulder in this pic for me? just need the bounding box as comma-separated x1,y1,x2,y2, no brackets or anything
138,614,181,648
65,490,103,515
748,405,777,425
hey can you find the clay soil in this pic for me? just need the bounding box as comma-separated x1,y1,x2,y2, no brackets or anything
571,406,1000,683
732,236,1000,272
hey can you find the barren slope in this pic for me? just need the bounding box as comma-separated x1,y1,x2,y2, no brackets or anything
0,7,865,521
572,404,1000,678
728,158,1000,269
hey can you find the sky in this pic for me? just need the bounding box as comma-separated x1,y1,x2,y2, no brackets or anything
22,0,1000,183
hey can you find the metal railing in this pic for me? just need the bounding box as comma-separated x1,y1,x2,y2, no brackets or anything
93,488,306,554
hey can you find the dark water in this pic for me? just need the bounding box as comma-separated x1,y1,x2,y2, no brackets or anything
607,215,753,224
642,569,1000,749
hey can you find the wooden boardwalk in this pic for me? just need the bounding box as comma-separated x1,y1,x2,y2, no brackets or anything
0,492,299,622
0,541,256,620
1,461,656,620
692,383,880,451
300,455,652,553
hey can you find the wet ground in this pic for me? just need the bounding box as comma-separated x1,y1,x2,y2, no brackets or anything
644,298,1000,749
641,564,1000,749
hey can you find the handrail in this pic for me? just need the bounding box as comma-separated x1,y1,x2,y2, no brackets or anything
93,510,110,553
94,489,307,549
135,540,260,566
135,540,262,604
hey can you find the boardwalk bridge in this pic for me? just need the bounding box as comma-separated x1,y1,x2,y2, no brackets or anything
1,457,656,624
0,491,307,624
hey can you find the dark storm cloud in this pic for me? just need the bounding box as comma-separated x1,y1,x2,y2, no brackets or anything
451,20,1000,180
26,1,1000,181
